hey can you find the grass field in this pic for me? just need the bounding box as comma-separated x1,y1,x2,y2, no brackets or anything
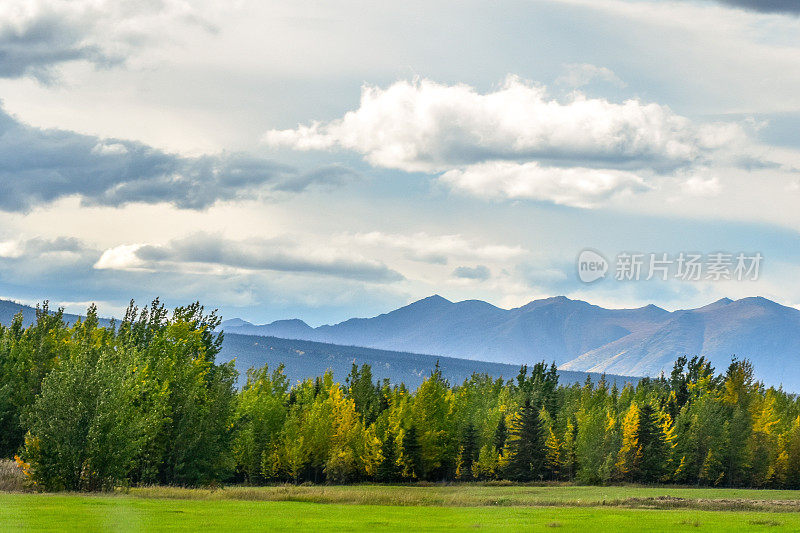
3,484,800,531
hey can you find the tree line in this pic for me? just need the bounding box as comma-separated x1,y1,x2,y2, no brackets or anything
2,300,800,490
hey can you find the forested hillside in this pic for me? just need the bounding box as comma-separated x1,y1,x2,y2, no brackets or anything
219,332,636,390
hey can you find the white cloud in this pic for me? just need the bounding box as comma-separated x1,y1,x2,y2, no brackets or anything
345,231,528,264
265,76,741,173
440,161,648,208
264,76,757,207
683,175,722,196
91,142,128,155
0,240,23,258
94,243,145,270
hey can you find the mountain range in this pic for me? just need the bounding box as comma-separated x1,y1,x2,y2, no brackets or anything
221,295,800,391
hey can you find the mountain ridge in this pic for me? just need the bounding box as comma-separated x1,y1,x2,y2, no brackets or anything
221,295,800,391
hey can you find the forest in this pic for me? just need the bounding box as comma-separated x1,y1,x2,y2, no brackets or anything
1,300,800,491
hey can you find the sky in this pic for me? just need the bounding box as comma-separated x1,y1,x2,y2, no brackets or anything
1,0,800,325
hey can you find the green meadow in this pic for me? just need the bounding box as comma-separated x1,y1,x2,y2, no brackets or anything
3,484,800,532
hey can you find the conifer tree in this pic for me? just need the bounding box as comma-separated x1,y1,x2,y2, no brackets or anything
401,425,423,480
636,403,668,483
345,363,382,426
456,423,479,480
505,399,546,481
377,430,400,482
494,416,507,452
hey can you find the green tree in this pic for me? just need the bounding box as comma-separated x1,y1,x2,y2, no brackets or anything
232,364,289,483
345,363,382,426
21,311,144,491
377,430,400,482
494,416,507,453
636,403,668,482
411,366,455,479
400,425,423,480
0,304,68,458
456,423,479,480
505,399,546,481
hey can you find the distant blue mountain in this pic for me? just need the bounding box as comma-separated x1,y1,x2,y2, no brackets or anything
221,295,800,391
219,332,639,390
0,299,113,328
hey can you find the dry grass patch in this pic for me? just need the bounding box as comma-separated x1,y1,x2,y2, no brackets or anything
122,484,800,514
0,459,28,492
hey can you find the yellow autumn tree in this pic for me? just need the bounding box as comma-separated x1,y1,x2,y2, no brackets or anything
750,390,782,486
615,403,640,481
560,418,577,481
538,407,561,479
325,384,367,482
785,416,800,488
472,443,500,480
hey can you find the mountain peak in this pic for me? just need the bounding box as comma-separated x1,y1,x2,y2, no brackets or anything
269,318,311,328
221,318,253,328
733,296,793,311
634,303,669,316
409,294,453,307
698,297,734,311
518,295,586,311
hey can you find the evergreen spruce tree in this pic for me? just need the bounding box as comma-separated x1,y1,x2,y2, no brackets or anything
494,416,507,452
377,430,400,482
345,363,381,426
505,399,546,481
457,423,479,479
402,425,423,480
636,403,668,483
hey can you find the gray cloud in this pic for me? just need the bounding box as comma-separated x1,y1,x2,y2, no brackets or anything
452,265,491,281
0,236,92,258
0,236,101,289
0,14,112,83
126,233,404,283
0,1,218,83
21,236,87,255
713,1,800,15
273,164,361,193
0,107,351,212
404,251,449,265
